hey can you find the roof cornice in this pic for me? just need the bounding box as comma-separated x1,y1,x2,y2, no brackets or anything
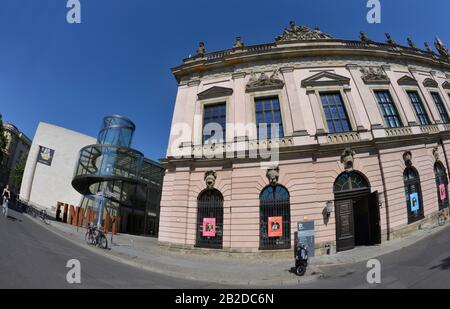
172,39,450,83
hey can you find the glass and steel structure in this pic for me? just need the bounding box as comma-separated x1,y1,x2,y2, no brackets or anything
72,115,165,236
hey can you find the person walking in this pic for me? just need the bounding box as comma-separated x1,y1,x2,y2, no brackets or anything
2,185,11,218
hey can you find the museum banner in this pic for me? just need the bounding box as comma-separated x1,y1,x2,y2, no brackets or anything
268,216,283,238
38,146,55,166
410,192,420,212
202,218,216,237
439,184,447,201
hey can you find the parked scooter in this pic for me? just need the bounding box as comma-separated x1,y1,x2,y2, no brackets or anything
295,244,308,276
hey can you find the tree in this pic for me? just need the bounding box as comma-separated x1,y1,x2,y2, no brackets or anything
0,113,7,167
12,152,28,191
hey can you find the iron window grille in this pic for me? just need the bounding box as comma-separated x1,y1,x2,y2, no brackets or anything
195,189,224,249
259,185,291,250
434,162,449,211
404,167,425,224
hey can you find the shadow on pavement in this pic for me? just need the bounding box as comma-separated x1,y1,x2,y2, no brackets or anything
430,256,450,270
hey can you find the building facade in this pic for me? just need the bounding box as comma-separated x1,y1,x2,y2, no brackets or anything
20,122,97,211
159,22,450,254
0,122,31,192
71,115,165,236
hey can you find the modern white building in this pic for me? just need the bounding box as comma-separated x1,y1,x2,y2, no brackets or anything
20,122,96,212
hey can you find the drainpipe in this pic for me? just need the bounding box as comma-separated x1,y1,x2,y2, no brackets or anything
376,148,391,241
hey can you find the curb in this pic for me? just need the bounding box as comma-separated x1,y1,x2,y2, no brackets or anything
24,214,322,287
310,223,450,268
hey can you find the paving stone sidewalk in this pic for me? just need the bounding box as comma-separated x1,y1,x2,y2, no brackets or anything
27,214,448,287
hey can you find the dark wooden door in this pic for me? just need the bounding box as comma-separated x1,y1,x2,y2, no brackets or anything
369,191,381,245
335,199,355,252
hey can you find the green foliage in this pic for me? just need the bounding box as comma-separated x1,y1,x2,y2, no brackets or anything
0,113,7,165
12,152,28,190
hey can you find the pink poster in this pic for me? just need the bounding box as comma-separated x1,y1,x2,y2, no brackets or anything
202,218,216,237
439,184,447,201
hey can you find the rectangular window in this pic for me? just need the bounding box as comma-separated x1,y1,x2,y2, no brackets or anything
374,90,402,128
407,91,430,125
255,97,284,139
320,92,352,134
203,103,226,144
431,92,450,124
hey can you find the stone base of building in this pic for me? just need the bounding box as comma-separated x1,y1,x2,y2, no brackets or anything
159,209,443,258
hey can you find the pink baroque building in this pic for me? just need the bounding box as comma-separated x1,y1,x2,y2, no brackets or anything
159,22,450,255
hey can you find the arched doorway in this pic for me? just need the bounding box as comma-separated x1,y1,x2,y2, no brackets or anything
195,189,223,249
404,167,425,223
434,162,449,211
334,171,381,252
259,185,291,250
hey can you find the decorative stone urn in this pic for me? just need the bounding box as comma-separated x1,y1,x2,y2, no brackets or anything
204,170,217,189
341,148,356,172
266,166,280,186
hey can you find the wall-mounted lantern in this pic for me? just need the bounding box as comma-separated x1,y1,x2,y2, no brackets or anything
323,200,334,225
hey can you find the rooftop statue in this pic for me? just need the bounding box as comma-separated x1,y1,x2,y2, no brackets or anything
233,36,245,48
407,37,418,49
275,21,333,42
196,42,206,56
435,37,449,58
385,33,396,45
359,31,372,43
424,42,434,53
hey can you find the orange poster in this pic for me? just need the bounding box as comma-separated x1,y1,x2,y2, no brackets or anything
268,216,283,238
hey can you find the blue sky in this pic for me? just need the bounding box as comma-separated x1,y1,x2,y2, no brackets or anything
0,0,449,160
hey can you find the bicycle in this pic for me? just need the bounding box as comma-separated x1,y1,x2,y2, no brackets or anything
27,205,50,225
85,223,108,249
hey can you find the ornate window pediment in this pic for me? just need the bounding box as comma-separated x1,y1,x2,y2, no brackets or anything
442,81,450,90
360,67,390,85
423,78,438,88
246,70,284,93
301,71,350,88
397,75,418,86
197,86,233,100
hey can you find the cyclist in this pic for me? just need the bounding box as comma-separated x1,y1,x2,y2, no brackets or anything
2,185,11,218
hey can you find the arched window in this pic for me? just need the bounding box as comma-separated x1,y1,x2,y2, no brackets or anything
259,185,291,250
434,162,449,210
404,167,425,224
196,189,223,249
334,171,370,193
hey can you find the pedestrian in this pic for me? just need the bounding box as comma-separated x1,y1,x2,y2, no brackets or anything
2,185,11,218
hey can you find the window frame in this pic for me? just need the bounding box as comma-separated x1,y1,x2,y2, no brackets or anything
429,91,450,124
249,89,289,141
253,95,285,140
404,89,432,126
371,88,405,128
199,97,230,145
316,89,355,134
